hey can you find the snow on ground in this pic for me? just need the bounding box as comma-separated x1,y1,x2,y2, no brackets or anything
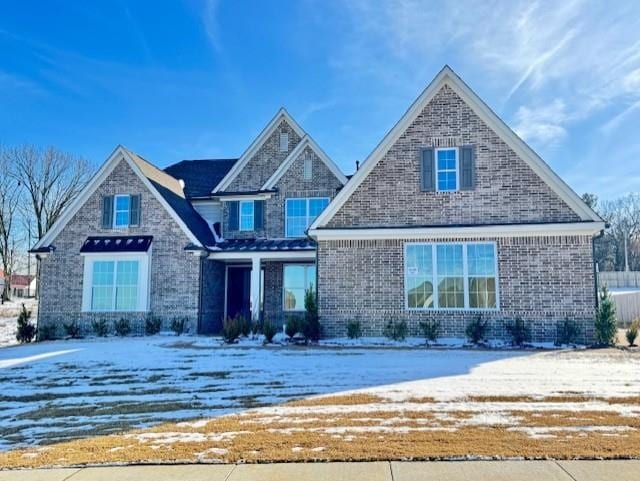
0,298,37,348
0,336,638,457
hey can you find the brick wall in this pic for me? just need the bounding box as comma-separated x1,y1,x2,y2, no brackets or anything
223,145,344,239
38,159,204,337
327,85,581,228
317,236,596,343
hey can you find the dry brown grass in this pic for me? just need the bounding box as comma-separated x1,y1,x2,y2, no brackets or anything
2,393,639,468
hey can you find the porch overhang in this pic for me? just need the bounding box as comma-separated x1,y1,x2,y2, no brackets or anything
208,250,316,261
207,238,316,261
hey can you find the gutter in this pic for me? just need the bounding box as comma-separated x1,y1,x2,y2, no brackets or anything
592,225,608,308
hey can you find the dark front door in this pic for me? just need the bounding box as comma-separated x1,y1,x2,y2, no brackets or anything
227,266,251,320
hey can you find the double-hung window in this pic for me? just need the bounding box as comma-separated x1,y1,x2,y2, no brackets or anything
239,200,254,231
285,197,329,237
436,148,458,192
405,242,498,310
283,264,316,311
83,255,149,312
114,195,131,228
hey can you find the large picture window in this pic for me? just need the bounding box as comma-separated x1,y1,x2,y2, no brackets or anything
83,255,149,312
283,264,316,311
405,242,498,310
285,197,329,237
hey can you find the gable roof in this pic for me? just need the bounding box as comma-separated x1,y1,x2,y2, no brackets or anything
212,108,306,192
311,65,602,229
261,134,348,189
33,145,216,250
164,158,238,198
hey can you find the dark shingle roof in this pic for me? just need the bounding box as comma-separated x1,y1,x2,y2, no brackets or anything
210,238,316,252
164,159,238,199
80,236,153,253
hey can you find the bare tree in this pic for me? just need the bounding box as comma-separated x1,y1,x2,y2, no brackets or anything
0,153,24,302
592,193,640,271
6,145,91,241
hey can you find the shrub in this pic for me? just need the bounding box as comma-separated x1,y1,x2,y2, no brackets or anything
171,317,188,336
114,318,131,337
222,316,241,343
383,319,408,342
346,320,362,339
555,318,582,346
16,304,36,343
465,315,488,345
63,320,81,339
284,316,299,339
91,319,109,337
626,319,639,347
145,316,162,335
594,286,617,347
238,316,251,337
505,317,531,347
419,319,440,346
262,320,277,344
251,320,262,336
303,287,321,342
37,323,57,341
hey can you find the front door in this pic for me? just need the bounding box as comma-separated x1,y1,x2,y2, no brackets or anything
227,266,251,320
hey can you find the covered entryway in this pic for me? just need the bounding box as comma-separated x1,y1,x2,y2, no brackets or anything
226,266,251,320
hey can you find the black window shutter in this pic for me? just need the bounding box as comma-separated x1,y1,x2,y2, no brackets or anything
420,148,435,191
228,201,239,230
254,200,264,230
102,196,113,228
460,146,475,190
130,194,141,226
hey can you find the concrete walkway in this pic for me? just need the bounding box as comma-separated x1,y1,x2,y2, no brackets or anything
0,460,638,481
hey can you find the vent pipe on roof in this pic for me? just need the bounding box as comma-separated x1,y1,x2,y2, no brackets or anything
356,160,360,171
178,179,185,189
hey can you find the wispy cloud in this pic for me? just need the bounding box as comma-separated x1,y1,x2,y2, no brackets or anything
202,0,223,52
513,99,569,146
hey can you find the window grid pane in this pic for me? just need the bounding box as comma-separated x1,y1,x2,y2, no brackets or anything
283,265,315,311
91,261,114,311
436,149,458,192
114,196,130,227
406,245,434,308
239,201,254,231
286,198,329,238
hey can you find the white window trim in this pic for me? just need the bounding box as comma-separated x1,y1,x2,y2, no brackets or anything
435,147,459,192
81,251,151,312
113,194,131,228
239,200,254,231
404,241,499,311
285,197,330,238
282,263,316,312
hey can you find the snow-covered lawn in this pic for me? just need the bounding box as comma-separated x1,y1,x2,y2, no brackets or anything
0,338,638,468
0,298,37,348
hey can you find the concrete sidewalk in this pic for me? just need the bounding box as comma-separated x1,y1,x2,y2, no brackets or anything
0,460,638,481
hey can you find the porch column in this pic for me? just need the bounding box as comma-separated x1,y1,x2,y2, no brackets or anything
250,256,261,321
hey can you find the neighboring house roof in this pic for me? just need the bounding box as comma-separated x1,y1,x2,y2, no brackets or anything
33,145,216,251
212,108,306,192
311,65,603,230
209,238,316,252
164,159,238,198
80,236,153,253
261,134,348,189
10,274,34,287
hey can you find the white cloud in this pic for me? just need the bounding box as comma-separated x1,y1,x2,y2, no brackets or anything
513,99,569,145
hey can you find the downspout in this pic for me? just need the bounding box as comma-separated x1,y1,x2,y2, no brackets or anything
198,255,204,334
593,228,606,308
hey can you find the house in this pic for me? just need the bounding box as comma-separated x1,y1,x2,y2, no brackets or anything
31,66,604,341
10,274,36,298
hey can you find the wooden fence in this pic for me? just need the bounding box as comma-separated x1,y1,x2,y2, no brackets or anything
598,272,640,326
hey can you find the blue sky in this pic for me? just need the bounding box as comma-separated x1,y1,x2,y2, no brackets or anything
1,0,639,201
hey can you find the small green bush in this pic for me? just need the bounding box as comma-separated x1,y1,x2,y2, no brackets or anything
347,320,362,339
222,316,241,343
594,286,617,347
383,319,407,342
419,319,440,346
262,320,277,343
37,323,57,341
63,320,81,339
16,304,36,343
626,319,639,347
465,315,488,344
555,318,582,346
506,317,531,347
145,316,162,335
91,319,109,337
285,316,299,339
114,318,131,337
238,316,251,337
171,317,188,336
303,287,321,341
